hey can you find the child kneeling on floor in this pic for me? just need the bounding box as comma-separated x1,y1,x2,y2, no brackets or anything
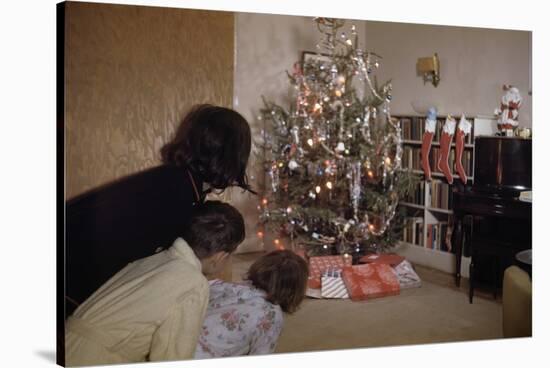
65,200,245,366
194,249,309,358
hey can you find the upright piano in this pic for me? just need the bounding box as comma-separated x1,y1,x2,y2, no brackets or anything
452,136,531,303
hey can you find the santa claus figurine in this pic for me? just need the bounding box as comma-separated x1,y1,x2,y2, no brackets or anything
494,84,522,136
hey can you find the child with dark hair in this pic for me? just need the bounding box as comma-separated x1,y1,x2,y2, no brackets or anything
194,250,309,358
65,201,245,366
66,104,254,316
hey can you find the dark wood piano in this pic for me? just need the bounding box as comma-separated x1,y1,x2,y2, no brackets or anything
452,136,531,303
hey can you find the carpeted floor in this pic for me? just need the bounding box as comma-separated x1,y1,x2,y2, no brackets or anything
231,252,504,354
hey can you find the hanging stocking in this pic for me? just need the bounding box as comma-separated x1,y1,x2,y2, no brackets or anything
455,114,472,184
421,107,437,181
437,115,456,184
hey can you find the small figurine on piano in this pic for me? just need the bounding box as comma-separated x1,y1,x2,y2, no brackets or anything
494,84,522,136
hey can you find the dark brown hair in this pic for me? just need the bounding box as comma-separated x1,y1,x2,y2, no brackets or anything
160,104,254,193
246,250,309,313
181,201,245,259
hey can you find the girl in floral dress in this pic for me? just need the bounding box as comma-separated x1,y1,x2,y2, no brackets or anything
194,250,309,358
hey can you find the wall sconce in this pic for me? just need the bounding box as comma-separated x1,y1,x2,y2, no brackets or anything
417,53,440,87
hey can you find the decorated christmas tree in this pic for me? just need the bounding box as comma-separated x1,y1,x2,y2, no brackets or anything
257,18,417,260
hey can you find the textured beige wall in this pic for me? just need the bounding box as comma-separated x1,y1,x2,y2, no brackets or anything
363,21,532,127
65,2,234,199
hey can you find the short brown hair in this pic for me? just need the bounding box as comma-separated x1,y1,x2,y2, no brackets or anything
182,201,245,259
246,250,309,313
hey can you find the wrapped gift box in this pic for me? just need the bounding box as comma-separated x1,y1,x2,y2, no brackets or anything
393,260,422,289
321,269,349,299
308,255,352,289
358,253,405,266
342,263,400,301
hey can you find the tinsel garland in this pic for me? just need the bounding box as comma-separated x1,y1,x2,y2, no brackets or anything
256,17,418,258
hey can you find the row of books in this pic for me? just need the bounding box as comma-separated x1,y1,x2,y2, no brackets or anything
428,180,453,210
404,181,425,205
398,116,474,145
402,217,423,246
402,146,473,178
425,222,452,252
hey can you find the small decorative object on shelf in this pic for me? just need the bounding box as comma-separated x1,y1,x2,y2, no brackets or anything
494,84,522,137
516,127,532,139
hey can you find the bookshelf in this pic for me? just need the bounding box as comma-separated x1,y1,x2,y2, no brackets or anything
394,114,497,276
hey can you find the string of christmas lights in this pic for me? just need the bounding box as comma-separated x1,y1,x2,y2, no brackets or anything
256,17,417,259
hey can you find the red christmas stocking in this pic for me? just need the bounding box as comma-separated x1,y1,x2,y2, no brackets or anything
437,116,456,184
421,114,437,181
455,114,472,184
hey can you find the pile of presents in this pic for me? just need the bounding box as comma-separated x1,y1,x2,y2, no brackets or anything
306,253,422,300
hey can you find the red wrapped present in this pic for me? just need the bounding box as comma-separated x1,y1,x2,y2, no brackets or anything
308,255,352,289
342,263,400,301
358,253,405,266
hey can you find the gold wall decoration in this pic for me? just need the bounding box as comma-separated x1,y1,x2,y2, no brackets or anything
64,2,234,199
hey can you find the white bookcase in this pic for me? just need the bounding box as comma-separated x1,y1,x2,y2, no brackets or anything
393,115,497,276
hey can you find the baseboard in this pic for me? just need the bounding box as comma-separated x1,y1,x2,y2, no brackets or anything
394,241,471,278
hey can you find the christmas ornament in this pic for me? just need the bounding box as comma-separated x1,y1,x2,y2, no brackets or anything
257,17,416,257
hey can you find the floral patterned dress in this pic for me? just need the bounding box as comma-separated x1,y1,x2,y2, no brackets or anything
194,280,283,358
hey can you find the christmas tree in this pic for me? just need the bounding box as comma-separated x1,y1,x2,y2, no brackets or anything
257,18,417,261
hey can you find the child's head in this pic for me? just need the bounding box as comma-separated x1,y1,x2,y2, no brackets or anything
246,250,309,314
160,104,253,193
182,200,245,276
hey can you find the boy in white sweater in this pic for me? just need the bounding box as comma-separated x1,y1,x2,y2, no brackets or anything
65,200,245,366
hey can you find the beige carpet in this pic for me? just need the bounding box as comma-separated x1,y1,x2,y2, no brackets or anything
231,252,503,354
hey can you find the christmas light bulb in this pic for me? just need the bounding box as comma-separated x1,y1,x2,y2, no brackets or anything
337,75,346,84
257,231,264,238
262,198,268,205
326,181,333,190
323,244,328,249
385,157,392,165
346,39,352,46
286,206,292,214
315,186,321,194
314,103,322,112
274,239,280,245
367,170,374,178
278,162,284,168
307,138,314,146
335,90,342,97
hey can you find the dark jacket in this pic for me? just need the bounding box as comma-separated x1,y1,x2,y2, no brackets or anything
65,164,204,317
